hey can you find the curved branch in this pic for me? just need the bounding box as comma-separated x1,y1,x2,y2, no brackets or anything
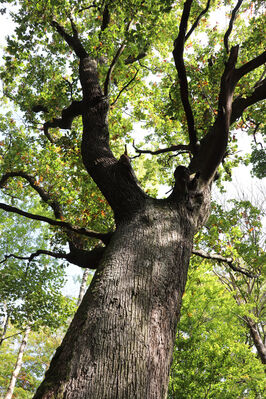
224,0,244,53
1,246,105,269
0,172,62,219
230,78,266,124
104,21,132,96
192,249,256,278
111,69,139,106
235,51,266,82
173,0,197,149
0,202,111,244
42,100,83,142
185,0,211,41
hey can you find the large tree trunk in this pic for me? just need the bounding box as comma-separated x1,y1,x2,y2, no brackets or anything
34,196,210,399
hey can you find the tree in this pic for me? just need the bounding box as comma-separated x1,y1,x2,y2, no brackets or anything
169,197,265,398
0,204,76,397
0,0,265,397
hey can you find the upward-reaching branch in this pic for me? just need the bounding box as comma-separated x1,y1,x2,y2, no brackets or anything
185,0,211,41
51,20,87,59
224,0,244,53
173,0,197,150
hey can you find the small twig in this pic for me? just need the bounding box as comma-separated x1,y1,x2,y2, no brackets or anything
111,69,139,106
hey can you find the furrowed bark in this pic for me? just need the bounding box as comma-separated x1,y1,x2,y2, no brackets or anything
33,192,211,399
79,56,147,220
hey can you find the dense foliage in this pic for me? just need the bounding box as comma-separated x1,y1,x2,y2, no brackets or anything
0,0,265,397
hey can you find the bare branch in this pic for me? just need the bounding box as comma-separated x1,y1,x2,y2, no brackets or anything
173,0,197,149
133,141,190,156
0,202,111,243
192,249,256,278
111,69,139,106
0,172,62,219
224,0,244,53
185,0,211,41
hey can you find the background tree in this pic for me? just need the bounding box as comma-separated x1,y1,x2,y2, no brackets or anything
169,198,265,398
0,0,265,398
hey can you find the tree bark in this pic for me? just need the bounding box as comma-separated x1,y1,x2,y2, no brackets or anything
34,194,210,399
77,269,90,307
246,318,266,364
4,325,31,399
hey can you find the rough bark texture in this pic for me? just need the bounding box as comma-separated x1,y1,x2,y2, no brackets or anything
33,193,211,399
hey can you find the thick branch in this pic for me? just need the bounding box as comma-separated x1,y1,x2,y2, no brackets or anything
1,246,106,269
0,202,111,243
0,172,62,219
173,0,197,149
185,0,211,41
235,51,266,82
51,20,87,58
224,0,244,53
230,78,266,124
42,100,83,142
192,249,255,278
193,46,239,181
133,142,190,156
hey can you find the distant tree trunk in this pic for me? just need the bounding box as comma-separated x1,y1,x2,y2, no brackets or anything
4,325,31,399
246,318,266,364
77,269,90,307
34,195,210,399
0,309,9,346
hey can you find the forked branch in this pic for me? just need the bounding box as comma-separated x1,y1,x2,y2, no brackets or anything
51,20,87,58
192,249,256,278
231,78,266,124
